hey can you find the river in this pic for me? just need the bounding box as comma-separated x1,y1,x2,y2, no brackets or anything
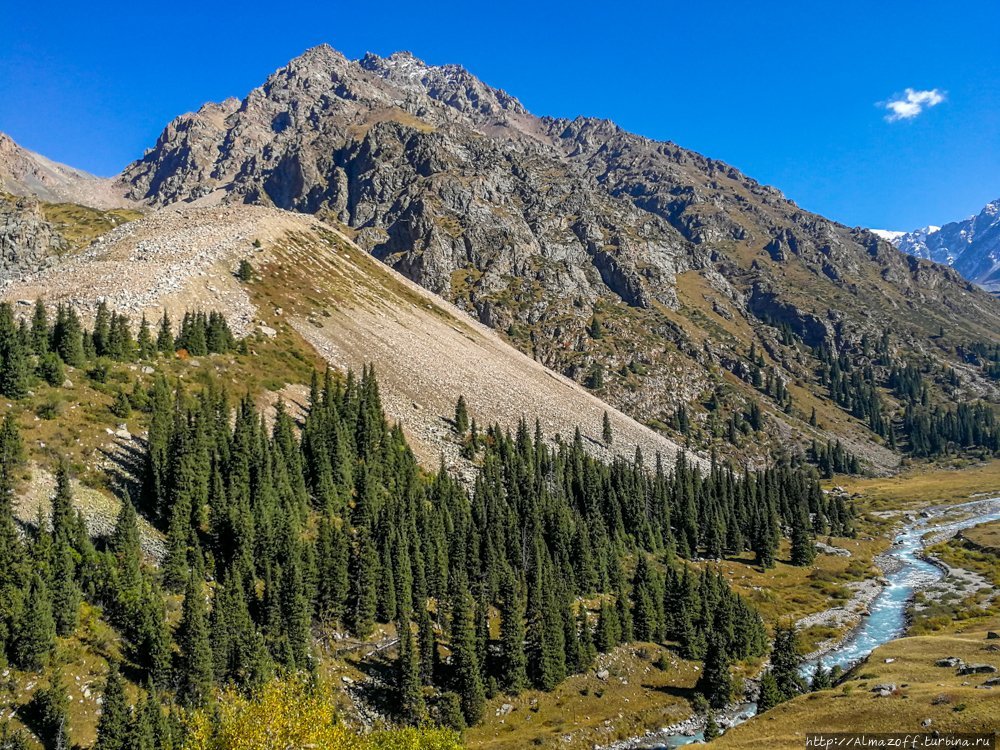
618,496,1000,749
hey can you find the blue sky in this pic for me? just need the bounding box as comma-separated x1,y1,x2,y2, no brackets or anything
1,0,996,230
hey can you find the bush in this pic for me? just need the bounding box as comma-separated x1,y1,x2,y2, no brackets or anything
110,390,132,419
237,259,254,282
37,352,65,387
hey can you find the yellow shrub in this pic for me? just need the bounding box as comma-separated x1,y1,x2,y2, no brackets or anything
181,677,461,750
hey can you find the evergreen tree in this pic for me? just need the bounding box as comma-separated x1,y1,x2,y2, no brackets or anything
498,569,527,694
450,579,485,724
50,540,80,637
31,299,49,355
602,411,613,445
32,669,69,750
349,526,379,637
703,713,720,741
0,304,29,399
137,315,155,359
14,574,55,671
176,575,213,707
397,619,426,725
52,304,85,367
94,662,129,750
156,311,174,354
454,395,469,436
756,671,783,713
811,662,832,691
789,512,816,566
698,636,733,710
770,624,805,701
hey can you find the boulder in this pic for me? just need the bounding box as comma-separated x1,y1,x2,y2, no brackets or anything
958,664,997,675
935,657,963,668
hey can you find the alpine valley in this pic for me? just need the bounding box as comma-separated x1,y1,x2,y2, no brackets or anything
0,44,997,750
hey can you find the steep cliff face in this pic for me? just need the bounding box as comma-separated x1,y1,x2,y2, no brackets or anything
116,45,1000,467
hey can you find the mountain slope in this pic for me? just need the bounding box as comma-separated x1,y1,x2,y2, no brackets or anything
114,45,1000,468
0,203,690,470
0,132,130,209
891,200,1000,290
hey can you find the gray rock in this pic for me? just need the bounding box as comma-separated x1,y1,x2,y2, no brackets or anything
958,663,997,675
871,683,896,697
936,657,964,668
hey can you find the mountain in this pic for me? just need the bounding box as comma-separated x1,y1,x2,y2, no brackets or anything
113,44,1000,470
0,203,687,471
888,201,1000,290
0,131,129,209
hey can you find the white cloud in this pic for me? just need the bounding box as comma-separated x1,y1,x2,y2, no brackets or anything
881,88,946,122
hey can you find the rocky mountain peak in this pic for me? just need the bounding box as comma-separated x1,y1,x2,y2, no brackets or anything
891,198,1000,290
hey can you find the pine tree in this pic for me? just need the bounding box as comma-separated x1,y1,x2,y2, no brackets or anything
53,304,85,367
14,573,56,670
94,662,129,750
756,670,783,713
698,636,733,710
397,619,426,725
454,395,469,436
703,713,720,741
31,299,49,355
602,411,613,445
790,511,816,566
137,315,155,359
177,575,213,707
450,579,486,724
156,311,174,354
32,669,69,750
349,526,378,637
0,304,29,399
770,624,805,700
50,540,80,637
498,569,528,694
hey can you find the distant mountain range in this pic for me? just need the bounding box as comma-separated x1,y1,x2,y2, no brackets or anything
875,200,1000,290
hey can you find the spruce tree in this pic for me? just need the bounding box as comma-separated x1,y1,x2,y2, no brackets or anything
498,569,527,694
349,526,379,637
602,411,613,445
156,311,174,354
176,575,213,707
31,299,49,355
397,619,426,725
53,304,85,367
450,580,486,725
703,713,720,741
14,573,55,670
790,512,816,566
32,669,69,750
698,636,733,710
50,540,80,637
94,662,129,750
770,624,805,700
454,395,469,436
756,670,783,713
0,304,29,399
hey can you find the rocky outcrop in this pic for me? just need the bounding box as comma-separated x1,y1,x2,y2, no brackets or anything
0,195,67,277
